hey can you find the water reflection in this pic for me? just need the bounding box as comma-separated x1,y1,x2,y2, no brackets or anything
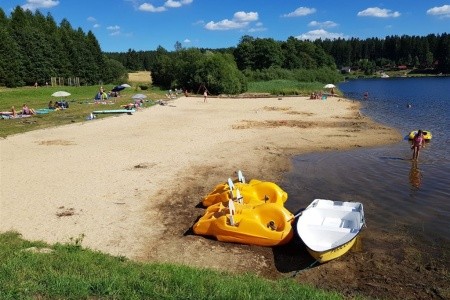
408,160,422,190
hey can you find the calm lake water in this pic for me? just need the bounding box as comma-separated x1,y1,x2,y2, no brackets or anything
282,77,450,244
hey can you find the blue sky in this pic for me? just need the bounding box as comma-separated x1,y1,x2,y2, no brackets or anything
1,0,449,52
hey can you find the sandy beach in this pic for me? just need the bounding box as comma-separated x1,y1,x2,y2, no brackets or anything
1,95,406,296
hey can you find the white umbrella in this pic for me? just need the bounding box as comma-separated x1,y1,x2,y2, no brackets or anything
121,84,131,88
324,84,336,89
51,91,71,97
132,93,147,99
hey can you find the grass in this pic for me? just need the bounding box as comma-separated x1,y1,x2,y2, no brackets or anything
247,80,333,96
0,85,166,138
128,71,152,84
0,231,343,300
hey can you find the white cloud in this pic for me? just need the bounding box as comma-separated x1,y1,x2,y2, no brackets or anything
139,3,166,12
296,29,347,41
107,25,120,31
165,0,182,8
22,0,59,11
205,11,259,31
308,20,337,28
233,11,258,22
93,24,100,28
184,39,191,43
427,5,450,17
248,27,266,33
283,7,316,17
357,7,401,18
139,0,192,12
205,19,248,30
87,16,96,22
165,0,192,8
248,22,266,32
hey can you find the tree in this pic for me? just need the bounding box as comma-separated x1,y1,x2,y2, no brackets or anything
174,41,182,51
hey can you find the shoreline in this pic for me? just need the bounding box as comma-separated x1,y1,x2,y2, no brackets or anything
1,95,402,289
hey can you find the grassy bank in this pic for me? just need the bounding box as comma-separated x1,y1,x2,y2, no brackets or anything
247,80,331,96
0,85,166,138
0,232,342,300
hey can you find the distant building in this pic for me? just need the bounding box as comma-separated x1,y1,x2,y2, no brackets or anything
341,66,351,74
397,65,408,70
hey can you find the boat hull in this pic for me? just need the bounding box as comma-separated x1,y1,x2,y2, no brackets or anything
193,201,294,247
306,237,358,263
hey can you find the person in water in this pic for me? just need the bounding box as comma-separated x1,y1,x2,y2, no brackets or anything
411,129,425,160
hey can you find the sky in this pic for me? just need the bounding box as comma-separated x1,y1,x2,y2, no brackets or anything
1,0,449,52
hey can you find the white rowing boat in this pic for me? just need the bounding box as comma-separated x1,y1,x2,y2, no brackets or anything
296,199,365,263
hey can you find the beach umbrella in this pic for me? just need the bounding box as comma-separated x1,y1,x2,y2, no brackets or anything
121,84,131,88
324,84,336,89
111,85,126,92
51,91,71,97
132,93,147,99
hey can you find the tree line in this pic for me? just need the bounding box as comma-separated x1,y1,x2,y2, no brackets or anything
1,6,448,93
106,33,449,93
108,33,449,79
315,34,450,75
0,6,127,88
106,36,342,94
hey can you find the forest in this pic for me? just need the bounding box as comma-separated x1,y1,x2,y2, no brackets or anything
0,7,127,88
0,6,449,93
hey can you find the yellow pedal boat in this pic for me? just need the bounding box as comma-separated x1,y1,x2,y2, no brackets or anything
408,130,432,140
193,200,294,247
202,178,288,207
296,199,365,263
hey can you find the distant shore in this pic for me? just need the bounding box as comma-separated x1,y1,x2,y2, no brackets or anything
0,95,401,267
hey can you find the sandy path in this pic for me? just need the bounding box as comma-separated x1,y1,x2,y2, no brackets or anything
1,95,400,266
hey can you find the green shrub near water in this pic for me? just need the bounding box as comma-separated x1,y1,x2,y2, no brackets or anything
0,232,342,299
248,80,330,96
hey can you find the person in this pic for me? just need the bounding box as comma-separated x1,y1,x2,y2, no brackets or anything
22,104,36,115
48,101,53,109
331,87,335,96
411,129,425,160
11,106,17,118
203,89,208,103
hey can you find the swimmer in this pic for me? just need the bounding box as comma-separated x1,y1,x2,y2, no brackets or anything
411,129,425,161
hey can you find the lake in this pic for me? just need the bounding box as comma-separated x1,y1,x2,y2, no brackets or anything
282,77,450,247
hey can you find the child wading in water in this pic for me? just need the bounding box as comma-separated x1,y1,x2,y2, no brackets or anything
411,130,425,160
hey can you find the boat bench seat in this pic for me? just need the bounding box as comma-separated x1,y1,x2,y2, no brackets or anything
308,224,352,233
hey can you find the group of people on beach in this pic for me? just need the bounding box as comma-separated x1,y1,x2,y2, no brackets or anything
48,100,69,110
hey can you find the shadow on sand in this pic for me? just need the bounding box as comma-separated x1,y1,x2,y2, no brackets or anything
272,217,317,274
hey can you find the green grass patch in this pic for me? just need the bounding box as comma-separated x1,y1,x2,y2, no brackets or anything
247,80,334,96
0,85,166,138
0,232,343,299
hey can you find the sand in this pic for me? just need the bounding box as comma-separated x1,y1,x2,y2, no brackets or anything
0,95,400,268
